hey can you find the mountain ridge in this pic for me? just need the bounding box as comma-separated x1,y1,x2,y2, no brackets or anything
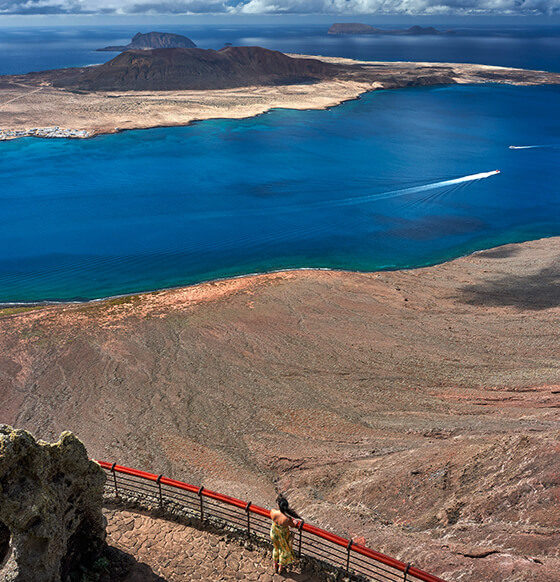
55,46,340,91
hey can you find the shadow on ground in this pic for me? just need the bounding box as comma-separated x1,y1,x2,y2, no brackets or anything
104,546,167,582
458,261,560,310
475,246,523,260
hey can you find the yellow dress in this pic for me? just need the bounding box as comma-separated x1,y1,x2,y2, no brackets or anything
270,521,295,566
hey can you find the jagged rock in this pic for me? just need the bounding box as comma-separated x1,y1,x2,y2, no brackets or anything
0,426,106,582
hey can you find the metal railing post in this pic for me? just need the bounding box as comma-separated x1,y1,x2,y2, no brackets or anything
197,486,205,521
156,475,163,508
245,502,252,536
110,462,119,497
404,563,411,582
346,540,353,574
297,520,305,558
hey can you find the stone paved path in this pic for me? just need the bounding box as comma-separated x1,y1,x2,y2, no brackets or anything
105,509,324,582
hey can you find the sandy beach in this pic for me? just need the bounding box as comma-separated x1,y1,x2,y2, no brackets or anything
1,57,559,139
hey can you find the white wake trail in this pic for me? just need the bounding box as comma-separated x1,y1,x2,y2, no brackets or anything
509,145,560,150
181,170,501,220
326,170,500,208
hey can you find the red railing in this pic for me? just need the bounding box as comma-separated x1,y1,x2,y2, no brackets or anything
96,460,447,582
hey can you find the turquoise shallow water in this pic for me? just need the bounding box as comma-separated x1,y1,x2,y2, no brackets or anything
1,83,559,303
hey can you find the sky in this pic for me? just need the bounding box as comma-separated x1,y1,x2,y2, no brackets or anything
0,0,559,22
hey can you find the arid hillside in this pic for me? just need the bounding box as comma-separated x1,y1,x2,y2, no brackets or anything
1,237,559,581
51,46,339,91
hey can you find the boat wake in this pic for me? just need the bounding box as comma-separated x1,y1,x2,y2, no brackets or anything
509,145,560,150
0,168,502,302
323,170,501,208
181,170,502,221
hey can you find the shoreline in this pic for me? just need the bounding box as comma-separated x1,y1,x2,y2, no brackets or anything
0,87,371,142
2,217,559,582
0,90,370,142
1,57,559,141
2,235,558,311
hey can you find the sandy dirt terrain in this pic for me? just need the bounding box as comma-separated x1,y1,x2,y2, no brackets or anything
1,237,559,581
0,78,375,137
1,57,558,138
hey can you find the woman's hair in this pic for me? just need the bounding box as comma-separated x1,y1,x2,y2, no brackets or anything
276,494,301,520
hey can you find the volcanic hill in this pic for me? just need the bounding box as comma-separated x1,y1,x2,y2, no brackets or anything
53,46,339,91
97,31,197,52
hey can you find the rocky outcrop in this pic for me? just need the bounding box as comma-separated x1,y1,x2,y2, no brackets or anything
97,31,197,52
328,23,380,34
0,426,106,582
53,46,340,91
328,23,448,35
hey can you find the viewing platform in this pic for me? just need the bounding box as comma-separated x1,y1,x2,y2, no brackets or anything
99,461,448,582
106,507,318,581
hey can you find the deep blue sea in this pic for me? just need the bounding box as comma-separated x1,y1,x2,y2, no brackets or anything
1,25,559,303
1,24,560,74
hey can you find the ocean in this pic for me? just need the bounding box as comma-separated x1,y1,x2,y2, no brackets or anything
1,24,560,75
0,25,559,303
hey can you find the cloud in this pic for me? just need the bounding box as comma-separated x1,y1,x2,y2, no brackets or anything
124,0,232,13
0,0,85,14
0,0,111,14
238,0,560,15
1,0,558,16
238,0,334,14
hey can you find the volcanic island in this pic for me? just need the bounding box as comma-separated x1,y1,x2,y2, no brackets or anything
1,38,559,582
1,43,559,139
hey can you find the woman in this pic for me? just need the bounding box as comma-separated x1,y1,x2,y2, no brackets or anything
270,494,301,575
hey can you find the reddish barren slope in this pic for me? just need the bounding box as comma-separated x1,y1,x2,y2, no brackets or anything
1,238,559,581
